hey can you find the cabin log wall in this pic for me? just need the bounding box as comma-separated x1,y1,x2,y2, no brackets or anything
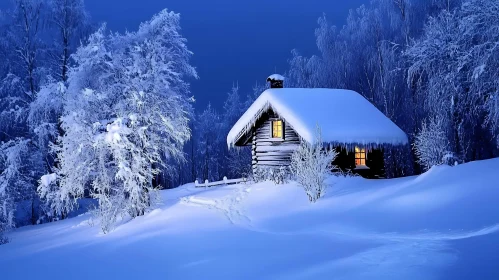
245,110,387,178
253,111,300,168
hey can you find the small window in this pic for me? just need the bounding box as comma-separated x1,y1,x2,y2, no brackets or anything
355,147,366,166
272,120,283,139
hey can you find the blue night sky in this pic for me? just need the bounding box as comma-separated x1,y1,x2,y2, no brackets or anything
1,0,368,110
84,0,368,110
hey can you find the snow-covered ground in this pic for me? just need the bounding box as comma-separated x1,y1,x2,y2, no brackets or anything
1,159,499,279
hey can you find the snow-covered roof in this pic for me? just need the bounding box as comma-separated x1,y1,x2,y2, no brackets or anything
267,74,285,81
227,88,408,148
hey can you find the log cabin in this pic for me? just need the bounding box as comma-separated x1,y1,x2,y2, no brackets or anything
226,75,409,178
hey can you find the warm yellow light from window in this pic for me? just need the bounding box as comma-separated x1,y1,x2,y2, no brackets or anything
355,146,366,166
272,120,283,138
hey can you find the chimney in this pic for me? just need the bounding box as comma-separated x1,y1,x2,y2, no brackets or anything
267,74,284,89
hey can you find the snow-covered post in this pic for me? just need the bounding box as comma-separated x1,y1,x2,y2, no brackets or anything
223,176,228,185
204,179,209,188
195,180,199,187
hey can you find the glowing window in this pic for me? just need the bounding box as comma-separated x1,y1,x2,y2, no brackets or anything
355,147,366,166
272,120,283,139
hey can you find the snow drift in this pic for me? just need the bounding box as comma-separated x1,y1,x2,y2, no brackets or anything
1,158,499,279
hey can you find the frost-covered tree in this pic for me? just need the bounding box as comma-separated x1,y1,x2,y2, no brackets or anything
221,84,252,178
457,0,499,149
244,81,267,110
0,0,55,226
48,0,91,82
8,0,46,98
223,84,243,127
226,148,252,178
407,0,499,162
51,9,197,232
28,80,65,166
0,138,43,227
414,116,453,170
27,0,91,180
290,125,338,203
196,103,222,181
285,4,425,176
0,141,19,243
287,49,323,88
285,0,499,175
0,74,27,140
488,94,499,148
0,0,92,229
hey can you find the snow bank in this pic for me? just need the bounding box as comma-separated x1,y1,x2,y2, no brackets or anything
227,88,408,148
1,159,499,279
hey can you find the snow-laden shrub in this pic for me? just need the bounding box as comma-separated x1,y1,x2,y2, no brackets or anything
290,125,338,203
414,116,453,171
251,167,267,183
37,173,62,221
269,166,289,185
251,166,289,185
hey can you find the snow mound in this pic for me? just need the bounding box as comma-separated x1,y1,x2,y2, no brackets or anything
1,159,499,279
227,88,408,148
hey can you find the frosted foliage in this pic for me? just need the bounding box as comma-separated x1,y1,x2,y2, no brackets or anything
252,166,289,185
227,148,252,178
0,139,36,238
290,125,338,203
459,0,499,147
489,94,499,147
53,10,196,232
0,74,26,134
222,85,252,178
407,0,499,161
285,1,479,176
196,104,222,182
49,0,90,81
28,80,65,154
414,116,452,171
244,82,268,110
37,173,61,219
223,85,243,127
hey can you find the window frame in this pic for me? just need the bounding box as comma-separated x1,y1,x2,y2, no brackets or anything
270,119,284,140
354,146,368,168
